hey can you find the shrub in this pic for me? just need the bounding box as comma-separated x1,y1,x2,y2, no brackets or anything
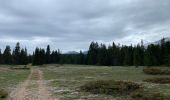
80,80,141,95
143,67,170,75
143,77,170,84
10,66,30,70
0,89,8,98
130,90,170,100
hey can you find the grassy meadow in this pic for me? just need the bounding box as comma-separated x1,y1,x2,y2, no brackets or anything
0,65,30,99
41,65,170,100
0,64,170,100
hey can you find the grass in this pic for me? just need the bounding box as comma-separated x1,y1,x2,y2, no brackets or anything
0,89,8,99
1,64,170,99
143,77,170,84
41,65,170,100
143,67,170,75
80,80,141,95
130,90,170,100
0,65,30,99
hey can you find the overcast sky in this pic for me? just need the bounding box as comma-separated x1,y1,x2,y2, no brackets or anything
0,0,170,53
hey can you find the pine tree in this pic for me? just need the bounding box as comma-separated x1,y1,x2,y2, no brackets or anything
144,45,152,66
3,46,12,64
133,45,140,67
33,48,41,65
46,45,51,64
13,42,21,64
20,48,28,65
97,44,108,65
87,42,99,65
0,49,2,64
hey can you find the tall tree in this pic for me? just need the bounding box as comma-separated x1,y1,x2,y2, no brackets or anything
133,45,141,67
13,42,21,64
80,51,85,64
87,42,99,65
33,48,45,65
46,45,51,64
20,48,28,65
0,49,2,64
97,44,109,65
3,46,12,64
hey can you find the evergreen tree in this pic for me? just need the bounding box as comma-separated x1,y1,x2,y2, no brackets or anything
0,49,2,64
78,50,84,64
144,45,152,66
97,44,109,65
133,45,140,67
3,46,12,64
87,42,99,65
50,50,60,64
13,42,21,64
33,47,45,65
46,45,51,64
20,48,28,65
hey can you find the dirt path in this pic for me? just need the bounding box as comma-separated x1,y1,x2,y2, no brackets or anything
8,68,55,100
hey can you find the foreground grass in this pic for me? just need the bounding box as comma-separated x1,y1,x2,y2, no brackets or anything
41,65,170,100
0,65,30,99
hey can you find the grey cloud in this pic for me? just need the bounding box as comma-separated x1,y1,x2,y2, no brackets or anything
0,0,170,52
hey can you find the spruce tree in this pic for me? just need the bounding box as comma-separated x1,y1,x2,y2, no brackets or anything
0,49,2,64
3,46,12,64
46,45,51,64
133,45,140,67
20,48,28,65
13,42,21,64
87,42,99,65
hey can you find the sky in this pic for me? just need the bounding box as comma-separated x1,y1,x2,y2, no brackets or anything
0,0,170,53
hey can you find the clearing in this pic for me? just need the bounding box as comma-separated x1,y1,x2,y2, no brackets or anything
1,65,170,100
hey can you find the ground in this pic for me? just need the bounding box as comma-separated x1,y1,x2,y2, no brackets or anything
0,65,170,100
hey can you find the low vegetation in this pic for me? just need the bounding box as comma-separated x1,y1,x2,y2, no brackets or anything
143,77,170,84
80,79,170,100
143,67,170,75
80,80,141,95
130,90,170,100
42,65,170,100
0,89,8,99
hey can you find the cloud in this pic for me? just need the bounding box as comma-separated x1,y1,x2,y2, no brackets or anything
0,0,170,53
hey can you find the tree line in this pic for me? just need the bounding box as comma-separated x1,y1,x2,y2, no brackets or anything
0,38,169,66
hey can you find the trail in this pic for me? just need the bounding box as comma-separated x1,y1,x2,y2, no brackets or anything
8,68,55,100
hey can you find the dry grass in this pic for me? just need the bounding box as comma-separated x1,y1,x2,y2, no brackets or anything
143,77,170,84
143,67,170,75
0,68,12,72
80,80,141,95
130,90,170,100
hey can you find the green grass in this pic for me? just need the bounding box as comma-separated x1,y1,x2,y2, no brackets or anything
41,65,170,100
1,64,170,100
0,65,30,99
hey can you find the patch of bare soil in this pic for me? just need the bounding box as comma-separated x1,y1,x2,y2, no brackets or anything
8,68,55,100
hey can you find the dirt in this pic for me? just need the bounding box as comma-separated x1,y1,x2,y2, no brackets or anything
8,68,55,100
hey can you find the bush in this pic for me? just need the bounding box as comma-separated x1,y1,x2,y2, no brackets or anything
80,80,141,95
143,77,170,84
130,90,170,100
10,66,30,70
0,89,8,98
143,67,170,75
